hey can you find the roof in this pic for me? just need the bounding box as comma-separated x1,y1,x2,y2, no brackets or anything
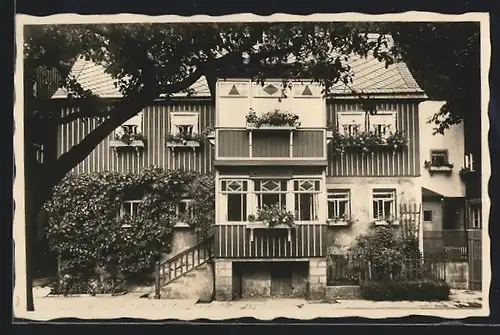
52,57,211,99
51,34,424,99
422,187,444,199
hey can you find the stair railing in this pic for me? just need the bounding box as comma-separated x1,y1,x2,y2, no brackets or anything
154,234,214,299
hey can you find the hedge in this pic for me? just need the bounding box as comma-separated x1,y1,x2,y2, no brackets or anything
360,280,451,301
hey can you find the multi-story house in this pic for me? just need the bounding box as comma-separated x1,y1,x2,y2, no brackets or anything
50,44,428,300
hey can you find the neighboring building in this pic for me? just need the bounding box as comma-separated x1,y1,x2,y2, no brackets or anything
419,101,467,232
50,43,429,300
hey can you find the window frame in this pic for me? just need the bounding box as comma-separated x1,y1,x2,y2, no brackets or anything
423,210,433,222
336,112,366,136
114,111,143,139
169,112,200,136
368,111,397,138
430,149,449,167
253,179,289,210
372,188,397,221
293,179,321,222
327,189,351,222
220,179,249,222
119,199,142,228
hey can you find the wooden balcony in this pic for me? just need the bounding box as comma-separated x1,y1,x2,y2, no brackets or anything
216,128,327,165
214,223,327,258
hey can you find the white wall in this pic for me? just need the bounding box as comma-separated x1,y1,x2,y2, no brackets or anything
216,79,325,128
419,101,465,197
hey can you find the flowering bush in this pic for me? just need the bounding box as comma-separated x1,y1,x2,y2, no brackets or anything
327,128,408,155
43,167,215,293
247,204,296,228
114,132,146,145
348,226,422,281
246,109,301,128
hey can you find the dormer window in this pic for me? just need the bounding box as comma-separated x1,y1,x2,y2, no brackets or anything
170,112,199,136
337,112,365,136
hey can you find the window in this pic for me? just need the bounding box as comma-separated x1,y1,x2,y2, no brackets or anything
470,205,481,229
221,179,248,222
337,112,365,136
327,189,351,220
293,179,321,221
254,179,288,209
430,150,448,167
369,112,396,138
423,210,433,222
115,112,143,138
372,189,396,219
465,153,475,170
176,199,194,221
119,200,141,227
170,112,199,136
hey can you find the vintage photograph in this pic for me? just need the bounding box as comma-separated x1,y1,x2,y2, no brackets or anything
14,13,490,320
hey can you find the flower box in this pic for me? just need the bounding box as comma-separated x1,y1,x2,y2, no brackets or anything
373,219,400,226
166,140,201,148
246,123,297,131
109,139,146,156
327,219,352,227
427,165,453,173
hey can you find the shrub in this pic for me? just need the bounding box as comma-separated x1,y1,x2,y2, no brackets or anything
360,280,451,301
44,167,215,293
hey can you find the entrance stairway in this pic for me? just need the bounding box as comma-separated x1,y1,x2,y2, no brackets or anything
154,235,215,300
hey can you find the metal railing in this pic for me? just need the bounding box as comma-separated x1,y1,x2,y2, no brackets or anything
154,235,214,299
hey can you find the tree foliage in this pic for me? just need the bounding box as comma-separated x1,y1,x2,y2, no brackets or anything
43,167,215,292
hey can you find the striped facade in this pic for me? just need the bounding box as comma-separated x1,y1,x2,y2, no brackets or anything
57,101,215,174
57,100,420,178
327,101,420,177
215,224,327,258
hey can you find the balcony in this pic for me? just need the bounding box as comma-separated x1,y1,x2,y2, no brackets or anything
215,128,327,166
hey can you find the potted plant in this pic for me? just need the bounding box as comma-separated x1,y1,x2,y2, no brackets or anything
245,109,301,129
247,204,296,228
327,214,355,226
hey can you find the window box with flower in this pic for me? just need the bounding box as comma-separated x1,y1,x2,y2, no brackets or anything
459,166,475,179
373,214,400,226
165,132,206,153
245,109,301,131
109,132,147,156
246,204,296,242
327,126,408,156
327,214,355,227
424,160,454,175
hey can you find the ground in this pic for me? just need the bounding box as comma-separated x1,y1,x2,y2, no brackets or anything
13,286,486,321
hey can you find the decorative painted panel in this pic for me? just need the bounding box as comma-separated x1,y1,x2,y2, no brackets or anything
215,224,327,258
57,102,215,174
326,102,420,177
